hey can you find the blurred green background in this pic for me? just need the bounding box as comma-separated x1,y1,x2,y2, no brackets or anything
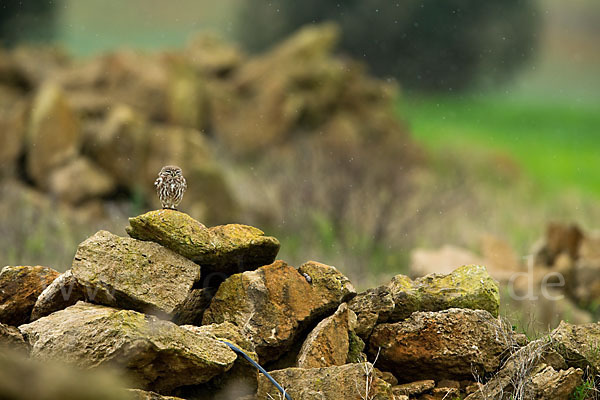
1,0,599,290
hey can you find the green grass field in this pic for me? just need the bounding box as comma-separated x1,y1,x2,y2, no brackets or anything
399,94,600,198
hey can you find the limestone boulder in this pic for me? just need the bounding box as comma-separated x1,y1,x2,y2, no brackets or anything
387,264,500,321
26,83,80,188
257,363,393,400
127,210,280,276
369,308,509,381
20,302,236,392
0,265,60,325
30,269,86,321
48,157,116,204
203,260,355,362
71,230,201,320
297,302,355,368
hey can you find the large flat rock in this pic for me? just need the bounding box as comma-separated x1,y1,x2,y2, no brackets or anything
19,302,236,392
71,230,201,319
126,210,280,276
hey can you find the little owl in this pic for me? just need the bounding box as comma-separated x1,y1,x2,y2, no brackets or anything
155,165,187,210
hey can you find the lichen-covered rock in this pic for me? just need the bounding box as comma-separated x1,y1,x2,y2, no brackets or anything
127,210,280,276
203,260,355,362
48,157,116,204
178,322,258,399
551,320,600,374
257,362,393,400
19,302,236,392
0,265,60,325
369,308,508,381
348,285,394,339
0,323,29,353
71,230,201,319
26,83,80,188
30,269,86,321
388,264,500,321
297,302,354,368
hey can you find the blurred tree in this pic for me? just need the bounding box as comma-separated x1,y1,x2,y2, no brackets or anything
0,0,60,47
236,0,539,91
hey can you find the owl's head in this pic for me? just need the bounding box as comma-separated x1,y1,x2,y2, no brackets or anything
159,165,183,177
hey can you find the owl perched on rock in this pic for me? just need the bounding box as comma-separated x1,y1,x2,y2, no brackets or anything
155,165,187,210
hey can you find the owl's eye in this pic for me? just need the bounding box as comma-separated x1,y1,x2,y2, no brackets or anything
177,170,182,175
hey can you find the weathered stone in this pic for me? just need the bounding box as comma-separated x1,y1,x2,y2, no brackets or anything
0,323,29,353
26,83,80,188
257,363,393,400
369,308,508,381
462,338,567,400
178,322,258,399
348,285,394,339
528,366,582,400
297,302,353,368
30,269,87,321
20,302,236,392
48,157,116,204
388,264,500,321
392,380,435,396
0,265,60,325
203,260,355,362
551,320,600,374
126,389,185,400
71,230,201,319
127,210,280,276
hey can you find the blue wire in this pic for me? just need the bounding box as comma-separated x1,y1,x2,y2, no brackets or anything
219,340,292,400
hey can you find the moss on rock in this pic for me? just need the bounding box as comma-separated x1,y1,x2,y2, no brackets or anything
126,210,280,275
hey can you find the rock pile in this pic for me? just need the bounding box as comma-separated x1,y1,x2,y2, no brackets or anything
0,23,415,228
1,211,596,399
